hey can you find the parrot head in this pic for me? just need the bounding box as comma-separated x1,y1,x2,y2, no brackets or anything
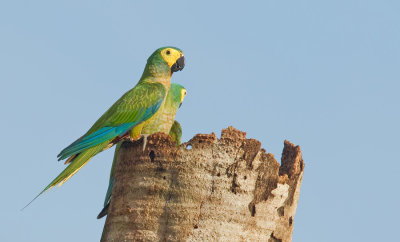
179,88,187,107
169,83,187,108
146,47,185,75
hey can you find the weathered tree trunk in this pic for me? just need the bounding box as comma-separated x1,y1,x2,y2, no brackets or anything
101,126,304,242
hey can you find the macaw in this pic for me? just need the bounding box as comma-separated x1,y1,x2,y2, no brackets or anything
169,120,182,146
24,47,185,208
97,83,186,219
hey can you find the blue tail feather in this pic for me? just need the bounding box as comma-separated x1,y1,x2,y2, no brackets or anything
57,123,135,160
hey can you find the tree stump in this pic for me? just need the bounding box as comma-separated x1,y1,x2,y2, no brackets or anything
101,126,304,242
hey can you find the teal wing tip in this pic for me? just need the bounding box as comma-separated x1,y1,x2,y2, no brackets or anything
57,148,68,161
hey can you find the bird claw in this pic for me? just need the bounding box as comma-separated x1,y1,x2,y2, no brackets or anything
141,134,150,152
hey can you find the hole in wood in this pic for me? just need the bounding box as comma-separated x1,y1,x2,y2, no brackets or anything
251,204,256,216
277,206,284,217
289,216,293,226
149,150,155,162
231,173,239,194
270,233,282,242
186,144,192,150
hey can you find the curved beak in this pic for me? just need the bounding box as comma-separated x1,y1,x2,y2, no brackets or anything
171,56,185,72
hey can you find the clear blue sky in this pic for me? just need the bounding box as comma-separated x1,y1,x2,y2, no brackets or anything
1,1,399,241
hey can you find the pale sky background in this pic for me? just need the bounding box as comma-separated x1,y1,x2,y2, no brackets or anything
1,1,399,241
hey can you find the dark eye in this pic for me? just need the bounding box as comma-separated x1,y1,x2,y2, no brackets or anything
166,50,171,55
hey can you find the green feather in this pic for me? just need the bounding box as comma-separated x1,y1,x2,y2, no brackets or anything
97,83,186,218
24,47,184,209
169,121,182,146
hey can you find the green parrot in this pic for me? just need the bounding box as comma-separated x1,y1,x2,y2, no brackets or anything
169,120,182,146
97,83,186,219
24,47,185,208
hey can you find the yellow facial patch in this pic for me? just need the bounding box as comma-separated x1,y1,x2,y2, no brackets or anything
180,88,187,103
160,48,183,68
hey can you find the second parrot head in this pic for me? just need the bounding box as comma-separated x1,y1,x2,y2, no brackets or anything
169,83,187,108
147,47,185,74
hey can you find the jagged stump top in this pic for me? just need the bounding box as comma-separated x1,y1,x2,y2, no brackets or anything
101,126,304,242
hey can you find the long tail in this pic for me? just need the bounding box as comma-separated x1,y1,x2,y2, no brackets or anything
97,202,110,219
97,142,120,219
22,142,109,210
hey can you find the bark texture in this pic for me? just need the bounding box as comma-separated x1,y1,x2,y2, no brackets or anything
101,126,304,242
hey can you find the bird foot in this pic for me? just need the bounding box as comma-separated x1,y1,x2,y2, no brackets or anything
141,134,150,152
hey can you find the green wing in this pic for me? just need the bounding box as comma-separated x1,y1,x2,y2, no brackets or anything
169,120,182,146
23,82,167,209
58,82,167,161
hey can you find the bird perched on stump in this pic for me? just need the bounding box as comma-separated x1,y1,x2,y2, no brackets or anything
97,83,187,219
24,47,185,208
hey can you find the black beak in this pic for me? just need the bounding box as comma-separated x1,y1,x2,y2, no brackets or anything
179,102,183,108
171,56,185,72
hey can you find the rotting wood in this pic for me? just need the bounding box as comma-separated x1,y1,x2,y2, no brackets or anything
101,126,304,242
